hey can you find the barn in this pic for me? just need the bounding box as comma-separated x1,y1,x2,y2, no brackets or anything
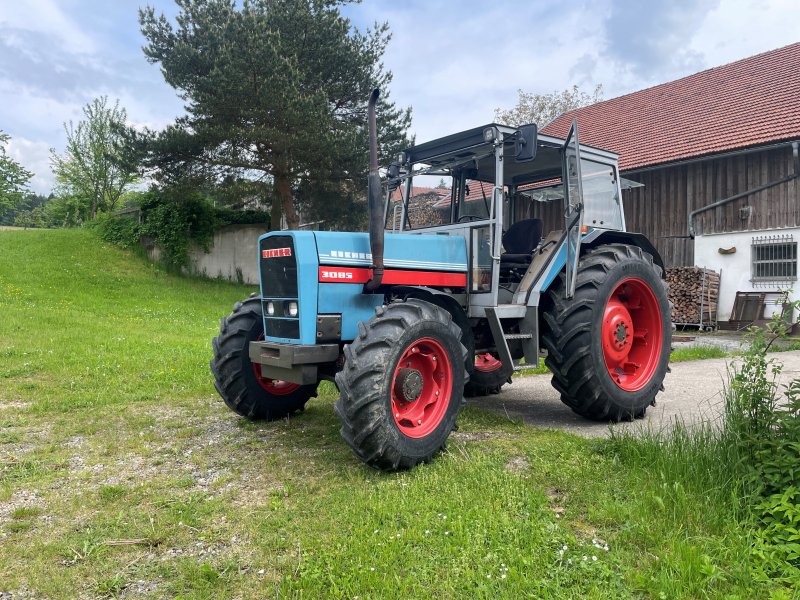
543,42,800,325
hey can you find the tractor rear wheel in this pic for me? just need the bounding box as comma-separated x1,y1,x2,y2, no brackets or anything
211,294,318,420
334,299,467,471
541,244,671,421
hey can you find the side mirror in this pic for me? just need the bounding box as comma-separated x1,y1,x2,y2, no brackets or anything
387,161,401,191
515,124,538,162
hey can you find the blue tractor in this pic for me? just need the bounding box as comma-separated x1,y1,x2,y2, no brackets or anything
211,90,671,471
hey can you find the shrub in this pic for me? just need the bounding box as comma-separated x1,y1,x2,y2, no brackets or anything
138,187,217,270
96,188,271,270
215,207,270,227
93,213,141,249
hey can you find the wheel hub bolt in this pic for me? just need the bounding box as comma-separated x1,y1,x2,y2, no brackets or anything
417,419,422,425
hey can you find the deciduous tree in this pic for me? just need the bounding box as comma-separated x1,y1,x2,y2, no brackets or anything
50,96,140,220
494,85,603,128
0,131,33,213
139,0,411,230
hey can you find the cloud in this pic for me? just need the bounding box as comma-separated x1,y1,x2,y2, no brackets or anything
5,136,53,195
1,0,797,195
688,0,800,66
346,1,606,142
0,2,184,193
0,0,96,54
601,0,720,81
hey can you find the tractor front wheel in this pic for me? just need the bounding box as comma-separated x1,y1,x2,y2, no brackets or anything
464,352,510,396
211,295,318,420
541,244,671,421
334,299,467,471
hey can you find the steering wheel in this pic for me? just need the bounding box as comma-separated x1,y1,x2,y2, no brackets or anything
457,214,483,222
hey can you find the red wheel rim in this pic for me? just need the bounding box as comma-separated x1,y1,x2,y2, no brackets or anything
390,337,453,438
474,353,503,373
252,333,301,396
601,278,663,392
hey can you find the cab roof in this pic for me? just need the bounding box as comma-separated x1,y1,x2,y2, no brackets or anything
403,123,618,187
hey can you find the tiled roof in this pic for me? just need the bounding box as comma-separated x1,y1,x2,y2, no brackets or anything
542,42,800,171
389,182,494,204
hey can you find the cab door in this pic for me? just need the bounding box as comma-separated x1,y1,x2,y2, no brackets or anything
562,120,584,299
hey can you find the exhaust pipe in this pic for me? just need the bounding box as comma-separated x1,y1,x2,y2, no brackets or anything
365,88,384,291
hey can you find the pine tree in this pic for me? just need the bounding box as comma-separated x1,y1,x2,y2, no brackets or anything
139,0,411,230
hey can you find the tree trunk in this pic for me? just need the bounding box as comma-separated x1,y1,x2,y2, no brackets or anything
270,197,282,232
274,165,299,230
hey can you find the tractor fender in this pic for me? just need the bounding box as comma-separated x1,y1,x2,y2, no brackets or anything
580,230,665,273
533,229,665,302
390,286,473,350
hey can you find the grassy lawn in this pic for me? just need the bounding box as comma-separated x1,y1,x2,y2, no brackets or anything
0,229,788,598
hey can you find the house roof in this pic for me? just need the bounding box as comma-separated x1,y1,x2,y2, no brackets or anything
389,182,495,205
542,42,800,172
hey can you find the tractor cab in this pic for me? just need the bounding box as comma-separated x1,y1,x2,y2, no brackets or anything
384,122,626,315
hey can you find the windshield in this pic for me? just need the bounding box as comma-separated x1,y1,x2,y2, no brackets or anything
388,164,498,231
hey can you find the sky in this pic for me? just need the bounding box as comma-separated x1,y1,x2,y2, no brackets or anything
0,0,798,194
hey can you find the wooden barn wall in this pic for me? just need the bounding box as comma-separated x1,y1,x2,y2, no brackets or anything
514,197,563,235
622,145,798,268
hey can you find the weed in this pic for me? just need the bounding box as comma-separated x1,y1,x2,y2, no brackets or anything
11,505,41,519
98,485,127,503
610,294,800,588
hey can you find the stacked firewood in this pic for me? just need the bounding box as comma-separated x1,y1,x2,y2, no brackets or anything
666,267,720,324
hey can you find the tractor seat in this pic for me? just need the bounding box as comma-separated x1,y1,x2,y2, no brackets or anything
501,218,543,266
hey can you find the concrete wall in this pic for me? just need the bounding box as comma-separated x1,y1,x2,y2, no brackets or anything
187,224,268,284
694,226,799,321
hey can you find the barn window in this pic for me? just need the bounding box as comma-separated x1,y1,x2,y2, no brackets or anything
751,234,798,284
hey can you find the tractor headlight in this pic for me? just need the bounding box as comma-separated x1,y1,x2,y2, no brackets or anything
287,301,299,317
266,302,275,316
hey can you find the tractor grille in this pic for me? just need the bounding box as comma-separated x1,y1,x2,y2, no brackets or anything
259,235,300,340
259,235,298,298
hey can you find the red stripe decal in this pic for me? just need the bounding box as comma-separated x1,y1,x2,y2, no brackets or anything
318,266,466,287
383,269,467,286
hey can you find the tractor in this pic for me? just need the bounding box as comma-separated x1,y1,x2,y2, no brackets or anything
211,90,672,471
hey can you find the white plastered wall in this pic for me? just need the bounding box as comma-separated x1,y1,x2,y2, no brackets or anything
694,227,800,321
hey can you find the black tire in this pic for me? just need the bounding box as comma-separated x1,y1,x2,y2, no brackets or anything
464,352,511,397
211,294,318,420
334,299,468,471
541,244,671,421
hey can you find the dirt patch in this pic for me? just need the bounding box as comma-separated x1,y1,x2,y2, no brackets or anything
450,431,505,442
0,402,31,411
0,489,43,523
504,455,530,474
120,579,161,598
545,487,567,517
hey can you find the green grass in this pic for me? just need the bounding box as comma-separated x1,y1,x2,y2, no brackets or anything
670,345,729,362
0,229,793,598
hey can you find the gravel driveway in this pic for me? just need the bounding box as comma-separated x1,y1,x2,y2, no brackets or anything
470,350,800,438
